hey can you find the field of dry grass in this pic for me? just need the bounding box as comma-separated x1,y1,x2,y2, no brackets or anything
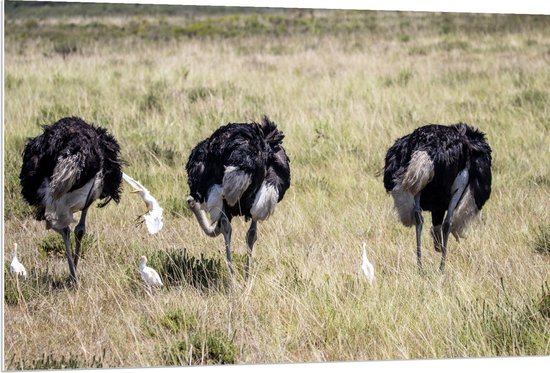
3,4,550,369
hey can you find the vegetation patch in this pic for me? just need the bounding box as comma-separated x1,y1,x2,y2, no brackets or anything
532,224,550,255
512,89,548,109
383,68,414,87
147,248,227,290
162,330,236,365
8,350,106,370
4,265,70,306
159,308,199,334
164,196,192,218
147,141,181,167
35,103,75,127
458,285,549,356
187,86,216,103
53,40,79,58
539,283,550,318
37,232,96,258
436,39,470,51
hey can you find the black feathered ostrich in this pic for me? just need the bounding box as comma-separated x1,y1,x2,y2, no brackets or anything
186,116,291,279
383,123,492,272
19,117,123,284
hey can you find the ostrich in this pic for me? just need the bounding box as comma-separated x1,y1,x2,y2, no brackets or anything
19,116,123,284
383,123,492,272
186,116,291,279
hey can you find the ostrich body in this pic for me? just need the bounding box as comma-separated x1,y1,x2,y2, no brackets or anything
383,123,492,271
19,117,123,283
186,116,291,279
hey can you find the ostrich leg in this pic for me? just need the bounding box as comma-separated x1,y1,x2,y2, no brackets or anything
219,215,234,277
440,169,469,272
74,184,96,269
245,220,258,280
74,207,88,269
55,227,78,284
414,193,423,272
430,210,445,253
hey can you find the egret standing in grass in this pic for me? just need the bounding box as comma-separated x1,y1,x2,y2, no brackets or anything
122,173,164,234
139,255,163,289
10,243,27,279
361,242,375,285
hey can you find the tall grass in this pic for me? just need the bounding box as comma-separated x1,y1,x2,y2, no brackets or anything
3,5,550,369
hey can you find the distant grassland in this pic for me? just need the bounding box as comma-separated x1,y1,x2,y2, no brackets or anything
4,2,550,370
6,2,550,43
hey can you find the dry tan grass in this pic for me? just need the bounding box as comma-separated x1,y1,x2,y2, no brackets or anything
3,9,550,369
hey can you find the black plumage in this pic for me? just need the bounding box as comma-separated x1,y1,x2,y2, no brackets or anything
186,116,290,278
383,123,492,271
19,116,123,283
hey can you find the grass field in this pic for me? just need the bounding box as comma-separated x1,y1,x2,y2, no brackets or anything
3,3,550,369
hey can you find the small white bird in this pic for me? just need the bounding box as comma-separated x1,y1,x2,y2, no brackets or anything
122,173,163,234
139,255,163,288
361,242,375,285
10,243,27,279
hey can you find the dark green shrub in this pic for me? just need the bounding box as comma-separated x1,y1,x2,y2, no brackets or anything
159,308,198,333
163,330,236,365
37,232,96,258
147,248,227,290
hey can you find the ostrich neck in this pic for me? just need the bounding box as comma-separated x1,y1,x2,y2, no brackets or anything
193,207,220,236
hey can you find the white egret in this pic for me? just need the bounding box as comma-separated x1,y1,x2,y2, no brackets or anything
361,242,374,285
10,243,28,279
139,255,163,288
122,173,164,234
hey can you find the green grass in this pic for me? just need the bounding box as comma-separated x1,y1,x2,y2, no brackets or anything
8,350,106,370
3,3,550,369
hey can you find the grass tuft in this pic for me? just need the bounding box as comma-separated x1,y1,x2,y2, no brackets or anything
159,308,199,334
9,350,106,370
148,247,227,290
532,224,550,255
512,89,548,109
188,86,216,103
37,232,96,258
163,330,236,365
